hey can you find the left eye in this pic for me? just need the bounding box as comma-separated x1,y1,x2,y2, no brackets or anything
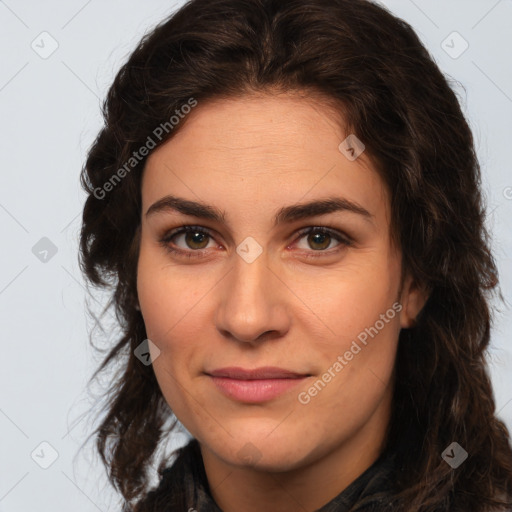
160,226,214,253
294,227,349,252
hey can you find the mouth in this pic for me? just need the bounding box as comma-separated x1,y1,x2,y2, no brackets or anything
205,366,311,403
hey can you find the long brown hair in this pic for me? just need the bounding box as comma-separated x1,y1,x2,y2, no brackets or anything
79,0,512,510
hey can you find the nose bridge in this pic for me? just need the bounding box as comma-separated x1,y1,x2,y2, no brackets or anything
216,244,287,343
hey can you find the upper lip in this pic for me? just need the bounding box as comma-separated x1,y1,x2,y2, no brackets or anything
207,366,309,380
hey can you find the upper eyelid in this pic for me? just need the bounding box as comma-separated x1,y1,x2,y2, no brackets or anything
162,225,216,243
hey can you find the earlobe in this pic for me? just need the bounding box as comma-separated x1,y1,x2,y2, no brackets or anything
400,274,430,328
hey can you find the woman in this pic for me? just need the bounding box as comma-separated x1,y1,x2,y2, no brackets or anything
79,0,512,510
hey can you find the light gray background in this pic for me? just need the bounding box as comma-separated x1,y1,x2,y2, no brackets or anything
1,0,511,510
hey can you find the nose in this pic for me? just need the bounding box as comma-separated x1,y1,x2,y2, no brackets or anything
215,249,291,344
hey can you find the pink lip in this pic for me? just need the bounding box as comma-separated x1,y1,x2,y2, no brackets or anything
206,366,310,403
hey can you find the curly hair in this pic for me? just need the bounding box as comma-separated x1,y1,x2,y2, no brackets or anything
78,0,512,510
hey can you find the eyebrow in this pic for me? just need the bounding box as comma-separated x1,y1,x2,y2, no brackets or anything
145,194,374,226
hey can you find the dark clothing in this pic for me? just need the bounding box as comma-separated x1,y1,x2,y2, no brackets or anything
140,439,397,511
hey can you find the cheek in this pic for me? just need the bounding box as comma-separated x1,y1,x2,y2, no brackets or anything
137,236,211,325
136,250,206,416
297,256,401,399
136,245,205,365
299,289,400,434
294,260,400,346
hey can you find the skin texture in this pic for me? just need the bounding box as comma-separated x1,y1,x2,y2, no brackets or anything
137,92,427,512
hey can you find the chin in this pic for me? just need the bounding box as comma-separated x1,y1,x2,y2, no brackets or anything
203,429,318,472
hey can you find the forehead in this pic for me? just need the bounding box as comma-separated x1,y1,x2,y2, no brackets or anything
142,93,389,228
149,93,349,167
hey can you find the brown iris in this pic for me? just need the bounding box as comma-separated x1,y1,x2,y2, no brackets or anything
185,231,210,250
307,231,331,250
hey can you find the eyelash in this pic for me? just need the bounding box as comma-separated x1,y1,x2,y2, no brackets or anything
158,225,353,260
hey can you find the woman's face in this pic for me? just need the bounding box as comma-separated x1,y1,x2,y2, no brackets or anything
137,93,423,473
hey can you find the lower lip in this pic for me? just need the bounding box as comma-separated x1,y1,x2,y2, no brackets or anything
209,376,308,403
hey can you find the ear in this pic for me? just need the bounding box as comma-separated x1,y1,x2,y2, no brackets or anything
399,274,430,328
